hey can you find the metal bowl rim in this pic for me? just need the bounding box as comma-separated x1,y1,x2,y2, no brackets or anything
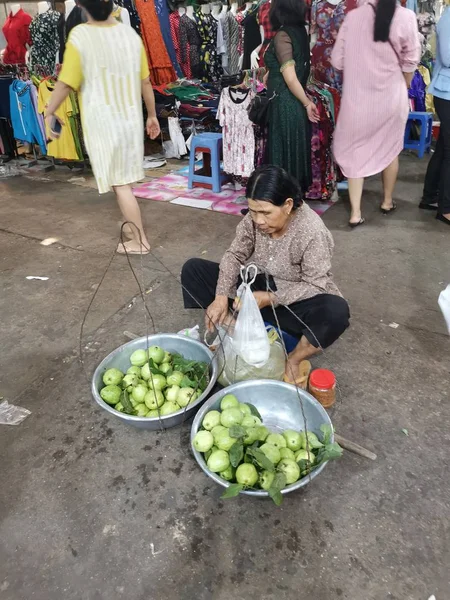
190,379,333,497
91,334,218,423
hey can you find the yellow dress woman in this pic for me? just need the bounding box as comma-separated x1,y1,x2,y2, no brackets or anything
45,0,160,254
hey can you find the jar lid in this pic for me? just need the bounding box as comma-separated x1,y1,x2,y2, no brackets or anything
309,369,335,390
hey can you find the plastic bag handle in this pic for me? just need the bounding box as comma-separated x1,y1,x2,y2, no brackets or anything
240,264,258,286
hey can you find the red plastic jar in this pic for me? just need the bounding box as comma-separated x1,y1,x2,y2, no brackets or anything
308,369,336,408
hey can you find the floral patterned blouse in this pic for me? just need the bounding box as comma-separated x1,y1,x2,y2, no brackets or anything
29,10,61,71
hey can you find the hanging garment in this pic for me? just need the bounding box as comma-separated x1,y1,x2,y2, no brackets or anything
408,70,426,111
0,117,16,156
265,26,312,191
37,80,79,160
242,9,261,70
57,13,66,63
10,80,47,154
226,12,240,75
257,1,275,67
179,14,202,79
217,12,229,71
136,0,176,85
154,0,182,78
310,0,357,93
112,4,131,26
218,86,255,177
65,5,87,38
58,23,149,190
117,0,142,35
196,11,223,82
29,10,61,71
169,12,183,75
168,116,187,157
0,77,14,118
2,9,32,64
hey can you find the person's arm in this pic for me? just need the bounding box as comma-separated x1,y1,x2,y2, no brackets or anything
274,227,336,306
140,46,160,139
399,11,421,87
274,31,320,123
205,216,255,331
330,19,347,72
438,14,450,67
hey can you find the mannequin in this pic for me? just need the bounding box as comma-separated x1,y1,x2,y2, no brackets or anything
211,3,221,17
250,25,265,69
245,2,252,10
230,2,238,14
2,3,32,65
37,1,50,14
178,6,186,15
201,4,211,14
10,3,21,15
65,0,76,19
186,5,195,20
221,4,228,14
250,0,273,69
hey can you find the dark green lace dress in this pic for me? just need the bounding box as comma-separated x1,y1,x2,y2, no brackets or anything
265,26,312,191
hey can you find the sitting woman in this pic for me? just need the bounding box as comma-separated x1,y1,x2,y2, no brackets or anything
181,165,350,380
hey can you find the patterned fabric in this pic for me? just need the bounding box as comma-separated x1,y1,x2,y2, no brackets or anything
257,1,275,67
265,27,312,192
169,12,183,75
226,12,240,74
235,10,246,55
195,10,222,82
216,206,342,306
116,0,142,35
154,0,182,78
136,0,176,84
179,14,202,78
29,10,60,71
218,87,255,177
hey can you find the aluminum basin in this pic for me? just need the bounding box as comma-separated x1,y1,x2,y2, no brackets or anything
191,379,333,497
92,334,218,430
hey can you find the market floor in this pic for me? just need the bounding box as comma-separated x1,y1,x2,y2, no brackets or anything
0,155,449,600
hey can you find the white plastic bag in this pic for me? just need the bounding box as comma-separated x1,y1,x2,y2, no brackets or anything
177,325,200,340
438,284,450,334
232,265,271,367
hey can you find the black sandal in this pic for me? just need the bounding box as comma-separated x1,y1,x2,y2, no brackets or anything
349,217,365,228
380,201,397,215
419,201,438,210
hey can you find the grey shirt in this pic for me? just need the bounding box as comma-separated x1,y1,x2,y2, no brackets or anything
216,203,342,306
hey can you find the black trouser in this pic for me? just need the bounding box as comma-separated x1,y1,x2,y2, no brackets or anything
181,258,350,350
423,96,450,215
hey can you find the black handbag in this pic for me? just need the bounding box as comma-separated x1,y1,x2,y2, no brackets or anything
247,91,276,127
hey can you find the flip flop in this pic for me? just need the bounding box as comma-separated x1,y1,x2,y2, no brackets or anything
419,201,438,211
349,218,365,228
380,201,397,215
117,242,150,255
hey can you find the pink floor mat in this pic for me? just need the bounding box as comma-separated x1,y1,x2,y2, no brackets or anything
133,173,336,217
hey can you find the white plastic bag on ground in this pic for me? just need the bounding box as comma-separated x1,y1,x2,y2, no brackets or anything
231,265,271,368
177,325,200,340
0,400,31,425
438,284,450,333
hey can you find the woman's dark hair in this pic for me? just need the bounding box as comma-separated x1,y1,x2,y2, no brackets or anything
78,0,113,21
246,165,303,209
374,0,397,42
270,0,307,30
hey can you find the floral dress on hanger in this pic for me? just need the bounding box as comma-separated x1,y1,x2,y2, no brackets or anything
195,10,222,82
29,10,61,70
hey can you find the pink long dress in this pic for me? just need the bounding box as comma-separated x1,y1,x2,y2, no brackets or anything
331,1,420,178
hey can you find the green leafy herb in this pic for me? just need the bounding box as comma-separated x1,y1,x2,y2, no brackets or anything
229,425,247,439
229,441,244,467
320,423,333,445
148,358,166,376
180,375,197,389
171,353,209,392
268,472,286,506
204,448,213,462
401,428,409,436
121,390,135,415
315,442,343,467
246,403,262,421
221,483,244,499
246,447,275,472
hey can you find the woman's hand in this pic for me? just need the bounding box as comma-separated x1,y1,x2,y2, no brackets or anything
45,113,64,139
205,295,229,332
146,116,160,140
233,291,276,311
306,102,320,124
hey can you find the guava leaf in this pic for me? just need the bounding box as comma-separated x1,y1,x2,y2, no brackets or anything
121,390,135,415
246,447,275,472
147,358,166,376
204,448,212,462
268,472,286,506
315,442,343,467
229,441,244,467
246,403,262,421
320,424,333,445
297,459,309,472
180,375,197,388
221,483,244,499
229,425,247,439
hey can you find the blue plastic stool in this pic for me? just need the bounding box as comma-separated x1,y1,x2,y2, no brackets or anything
404,111,433,158
264,322,299,353
188,133,226,193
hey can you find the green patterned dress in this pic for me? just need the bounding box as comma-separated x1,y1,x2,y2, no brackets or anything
265,26,312,191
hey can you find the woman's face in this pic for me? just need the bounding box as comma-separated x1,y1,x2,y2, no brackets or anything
248,198,293,235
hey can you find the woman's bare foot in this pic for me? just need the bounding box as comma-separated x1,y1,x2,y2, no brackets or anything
117,240,150,255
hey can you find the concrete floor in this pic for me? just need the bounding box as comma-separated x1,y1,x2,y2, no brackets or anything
0,156,449,600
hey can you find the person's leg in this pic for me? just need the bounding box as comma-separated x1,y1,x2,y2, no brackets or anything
422,100,443,208
181,258,221,309
381,156,399,211
262,294,350,379
435,97,450,221
347,177,365,224
113,184,150,253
